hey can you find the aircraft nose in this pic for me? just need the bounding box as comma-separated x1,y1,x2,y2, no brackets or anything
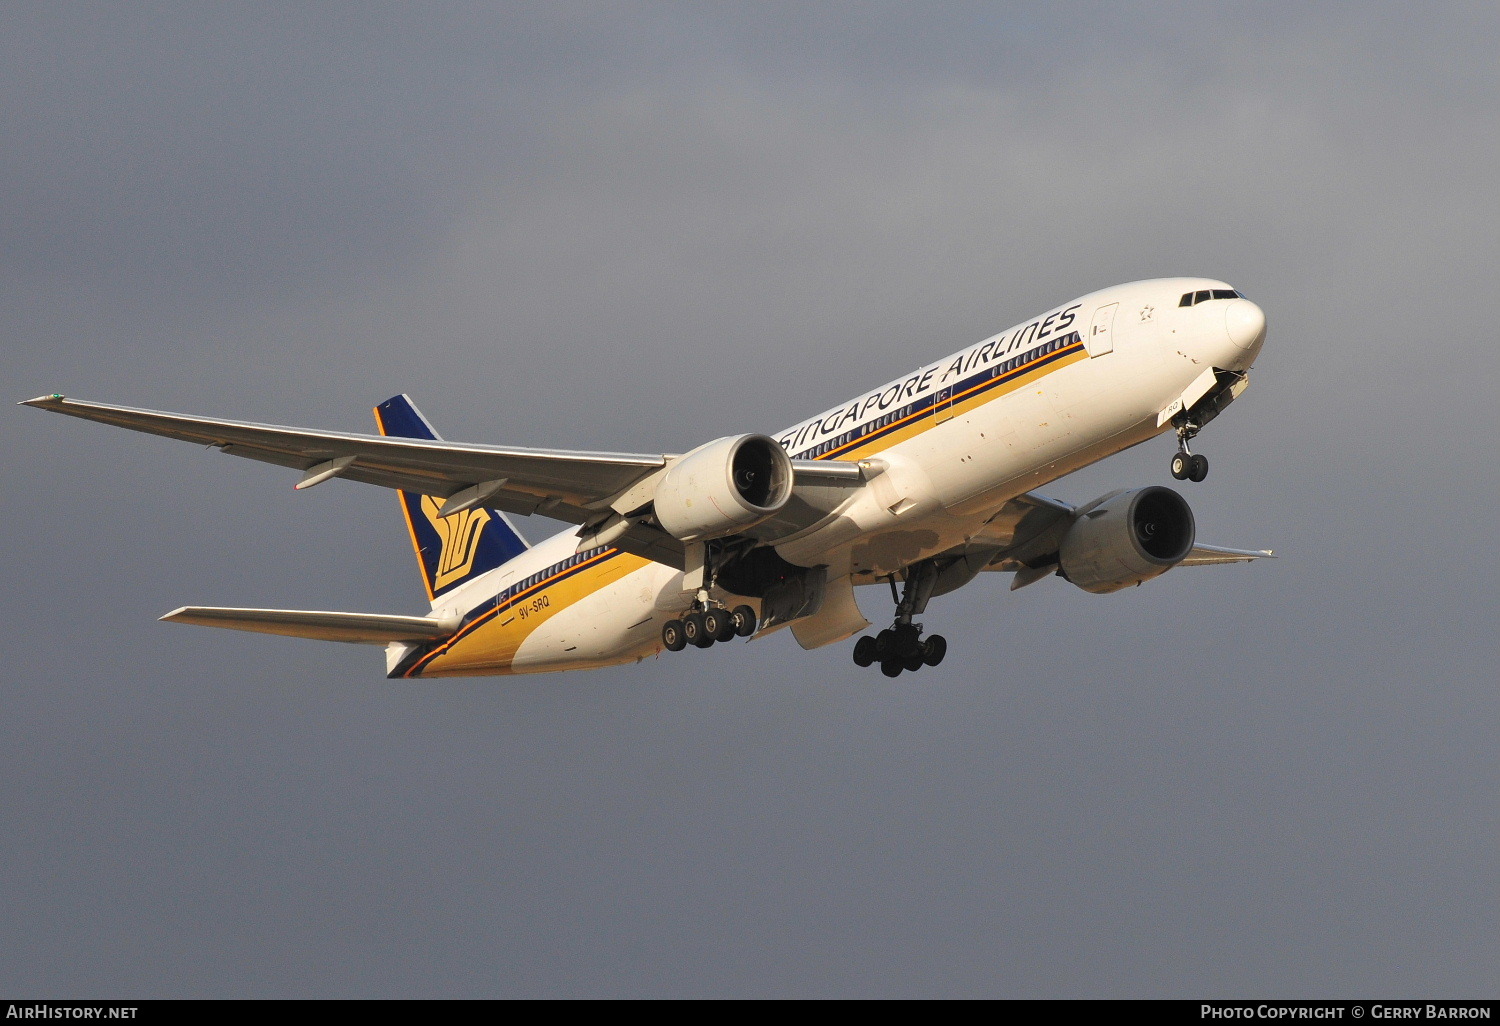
1224,299,1266,351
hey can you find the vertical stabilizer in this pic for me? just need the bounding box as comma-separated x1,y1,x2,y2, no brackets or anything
373,395,530,604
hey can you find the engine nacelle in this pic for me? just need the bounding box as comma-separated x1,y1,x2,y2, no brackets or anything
1058,486,1195,594
653,434,794,542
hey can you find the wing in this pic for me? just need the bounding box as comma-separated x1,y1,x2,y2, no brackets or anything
22,395,862,567
940,490,1272,590
1177,543,1276,565
23,393,664,525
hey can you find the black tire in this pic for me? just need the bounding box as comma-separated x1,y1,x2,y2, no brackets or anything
1171,453,1190,480
922,634,947,667
714,617,737,643
880,659,903,678
731,605,757,638
898,628,922,660
852,636,877,667
903,653,924,673
702,607,729,640
1188,453,1209,482
683,612,711,648
875,628,895,658
662,619,687,653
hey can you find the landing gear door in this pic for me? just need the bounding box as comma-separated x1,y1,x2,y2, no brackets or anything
1087,302,1117,357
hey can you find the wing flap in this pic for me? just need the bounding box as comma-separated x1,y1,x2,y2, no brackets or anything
161,606,457,645
789,573,869,650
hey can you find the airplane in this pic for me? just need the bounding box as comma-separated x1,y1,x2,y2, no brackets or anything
24,276,1271,679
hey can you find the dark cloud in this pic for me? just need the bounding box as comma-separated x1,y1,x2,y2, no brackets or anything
3,2,1496,997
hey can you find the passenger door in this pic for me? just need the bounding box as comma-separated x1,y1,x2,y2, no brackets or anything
1086,303,1117,357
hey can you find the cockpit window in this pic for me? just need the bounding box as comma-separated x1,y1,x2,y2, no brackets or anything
1179,288,1242,307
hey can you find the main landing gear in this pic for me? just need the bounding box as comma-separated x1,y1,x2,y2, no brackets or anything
851,563,947,677
660,540,757,653
661,603,757,652
1170,417,1209,483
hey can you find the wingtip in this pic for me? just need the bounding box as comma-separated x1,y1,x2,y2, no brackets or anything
160,607,191,623
19,393,66,407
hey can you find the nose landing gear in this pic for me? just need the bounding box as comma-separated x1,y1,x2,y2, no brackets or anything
851,562,948,676
1170,418,1209,483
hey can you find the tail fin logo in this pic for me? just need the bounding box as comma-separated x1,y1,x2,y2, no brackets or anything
376,394,531,603
421,496,493,592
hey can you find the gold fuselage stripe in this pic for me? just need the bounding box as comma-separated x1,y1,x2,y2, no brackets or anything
403,546,629,677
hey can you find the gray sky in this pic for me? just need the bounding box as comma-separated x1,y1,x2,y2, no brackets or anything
4,2,1496,997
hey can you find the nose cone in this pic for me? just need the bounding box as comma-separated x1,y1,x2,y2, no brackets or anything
1224,299,1266,351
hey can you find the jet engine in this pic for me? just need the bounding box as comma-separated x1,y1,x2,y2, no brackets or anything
653,434,794,542
1058,486,1195,594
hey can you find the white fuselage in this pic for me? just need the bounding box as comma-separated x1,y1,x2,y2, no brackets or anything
394,277,1266,677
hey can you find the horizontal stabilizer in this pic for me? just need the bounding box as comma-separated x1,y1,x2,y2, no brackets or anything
161,606,457,645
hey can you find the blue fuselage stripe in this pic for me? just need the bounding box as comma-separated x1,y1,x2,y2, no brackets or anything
795,336,1084,461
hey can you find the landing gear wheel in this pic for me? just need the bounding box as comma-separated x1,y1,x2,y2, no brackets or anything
683,612,711,648
662,619,687,653
702,607,730,642
731,605,757,638
866,564,949,676
1171,452,1190,480
922,634,947,667
1188,453,1209,482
